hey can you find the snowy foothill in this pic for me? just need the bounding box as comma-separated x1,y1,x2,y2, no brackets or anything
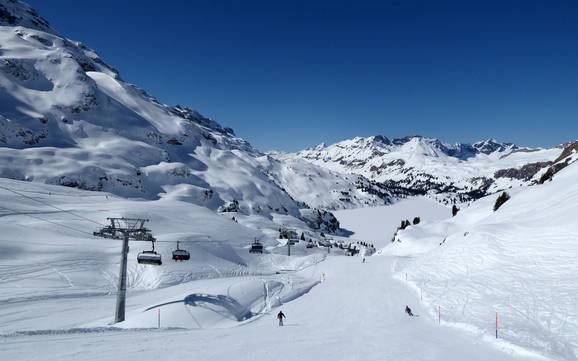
387,161,578,360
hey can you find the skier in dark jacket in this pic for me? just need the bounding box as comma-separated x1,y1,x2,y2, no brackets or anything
277,310,286,326
405,305,414,317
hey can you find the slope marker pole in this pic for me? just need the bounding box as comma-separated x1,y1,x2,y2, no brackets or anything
496,311,499,339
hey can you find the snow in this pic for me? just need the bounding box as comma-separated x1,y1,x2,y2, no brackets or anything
86,71,185,135
296,136,560,183
333,197,450,247
291,135,562,202
0,2,575,360
260,154,391,209
0,254,547,361
387,162,578,360
0,177,551,361
0,176,334,332
0,6,324,218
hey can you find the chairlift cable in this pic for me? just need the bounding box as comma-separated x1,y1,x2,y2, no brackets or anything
0,205,175,242
0,185,106,227
0,205,94,237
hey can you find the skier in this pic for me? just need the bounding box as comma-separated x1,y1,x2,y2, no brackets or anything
277,310,286,326
405,305,414,317
362,257,366,263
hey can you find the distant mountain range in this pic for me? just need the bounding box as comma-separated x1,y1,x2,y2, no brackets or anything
284,135,563,203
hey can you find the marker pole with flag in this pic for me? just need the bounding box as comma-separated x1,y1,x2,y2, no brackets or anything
495,311,499,339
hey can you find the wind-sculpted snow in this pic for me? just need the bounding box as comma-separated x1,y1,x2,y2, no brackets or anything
388,161,578,360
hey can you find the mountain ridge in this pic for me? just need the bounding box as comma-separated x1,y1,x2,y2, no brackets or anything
287,134,563,203
0,0,395,223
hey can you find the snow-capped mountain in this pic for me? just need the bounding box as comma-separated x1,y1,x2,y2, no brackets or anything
0,0,571,216
259,153,394,210
0,0,394,222
291,135,563,203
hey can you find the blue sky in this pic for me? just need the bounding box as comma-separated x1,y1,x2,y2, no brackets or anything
29,0,578,151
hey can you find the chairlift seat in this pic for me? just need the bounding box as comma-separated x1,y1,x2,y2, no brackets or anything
288,238,299,245
249,240,264,254
172,249,190,261
137,251,162,265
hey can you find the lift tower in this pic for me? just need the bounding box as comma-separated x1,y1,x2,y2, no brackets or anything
94,217,155,323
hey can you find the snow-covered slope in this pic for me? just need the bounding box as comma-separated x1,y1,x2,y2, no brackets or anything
0,176,553,361
292,136,562,203
260,153,395,209
0,0,404,216
333,197,449,247
387,161,578,360
0,0,303,219
1,255,546,361
0,177,332,331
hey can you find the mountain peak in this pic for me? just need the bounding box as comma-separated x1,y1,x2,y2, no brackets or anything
0,0,53,33
368,135,391,145
314,142,327,150
473,138,517,154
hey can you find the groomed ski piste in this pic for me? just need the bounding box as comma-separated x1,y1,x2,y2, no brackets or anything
4,162,577,361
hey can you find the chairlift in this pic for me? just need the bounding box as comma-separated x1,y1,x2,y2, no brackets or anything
172,241,190,261
287,238,299,245
137,241,162,265
249,238,264,254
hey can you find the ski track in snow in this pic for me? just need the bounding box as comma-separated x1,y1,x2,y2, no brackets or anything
0,257,548,361
0,180,558,361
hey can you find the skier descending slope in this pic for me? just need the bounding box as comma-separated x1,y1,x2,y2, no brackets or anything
277,311,286,326
405,305,414,317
